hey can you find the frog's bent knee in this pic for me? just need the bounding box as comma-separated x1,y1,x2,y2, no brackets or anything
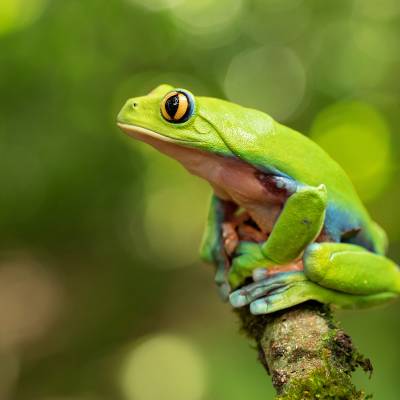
303,242,329,283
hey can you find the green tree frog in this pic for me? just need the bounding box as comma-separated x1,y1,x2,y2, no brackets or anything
117,84,400,315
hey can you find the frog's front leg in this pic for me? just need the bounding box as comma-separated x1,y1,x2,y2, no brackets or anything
228,183,328,288
261,184,327,263
230,243,400,314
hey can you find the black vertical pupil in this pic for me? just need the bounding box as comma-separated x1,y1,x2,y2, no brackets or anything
165,94,180,118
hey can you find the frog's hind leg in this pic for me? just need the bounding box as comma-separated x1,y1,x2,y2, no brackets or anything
304,242,400,297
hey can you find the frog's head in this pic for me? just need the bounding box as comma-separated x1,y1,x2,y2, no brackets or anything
117,84,274,162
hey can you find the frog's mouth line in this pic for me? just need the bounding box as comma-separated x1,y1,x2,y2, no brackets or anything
117,123,175,143
117,123,195,145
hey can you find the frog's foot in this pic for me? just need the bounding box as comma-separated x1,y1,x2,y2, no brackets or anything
229,271,307,311
227,242,275,289
229,272,397,315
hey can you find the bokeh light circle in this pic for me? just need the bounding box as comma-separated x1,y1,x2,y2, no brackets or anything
171,0,242,33
312,21,395,96
125,0,243,47
310,101,393,202
0,0,49,35
120,334,207,400
243,0,310,45
125,0,182,12
224,46,306,121
0,258,63,349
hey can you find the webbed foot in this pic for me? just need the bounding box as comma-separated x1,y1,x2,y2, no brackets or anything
229,271,308,312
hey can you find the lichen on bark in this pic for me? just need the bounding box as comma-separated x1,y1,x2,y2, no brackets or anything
235,302,373,399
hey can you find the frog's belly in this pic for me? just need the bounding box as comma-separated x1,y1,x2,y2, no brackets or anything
211,178,285,234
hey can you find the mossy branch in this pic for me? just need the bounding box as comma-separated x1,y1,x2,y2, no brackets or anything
235,302,373,400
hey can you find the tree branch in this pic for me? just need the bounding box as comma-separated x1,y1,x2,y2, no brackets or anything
235,302,373,399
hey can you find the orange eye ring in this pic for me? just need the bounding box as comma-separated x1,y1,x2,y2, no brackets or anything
160,90,194,123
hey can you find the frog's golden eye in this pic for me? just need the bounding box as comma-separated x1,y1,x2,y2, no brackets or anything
161,90,194,123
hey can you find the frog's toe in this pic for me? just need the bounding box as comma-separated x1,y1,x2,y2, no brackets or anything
249,281,324,315
228,253,272,289
252,268,269,282
229,271,306,308
249,287,287,314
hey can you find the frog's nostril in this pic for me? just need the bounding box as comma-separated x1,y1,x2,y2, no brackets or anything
132,102,138,108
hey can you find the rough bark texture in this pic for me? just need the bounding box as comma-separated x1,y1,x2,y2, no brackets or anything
235,301,373,399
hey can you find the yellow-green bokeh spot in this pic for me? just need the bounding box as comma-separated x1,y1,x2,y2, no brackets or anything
0,0,48,36
120,334,207,400
310,101,393,202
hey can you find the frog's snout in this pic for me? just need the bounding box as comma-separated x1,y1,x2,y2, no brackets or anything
117,98,139,125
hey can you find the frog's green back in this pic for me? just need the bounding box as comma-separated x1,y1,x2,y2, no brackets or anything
199,99,353,200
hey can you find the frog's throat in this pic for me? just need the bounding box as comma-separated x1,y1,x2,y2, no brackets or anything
118,123,281,232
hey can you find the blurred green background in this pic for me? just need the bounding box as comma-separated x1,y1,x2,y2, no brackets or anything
1,0,400,399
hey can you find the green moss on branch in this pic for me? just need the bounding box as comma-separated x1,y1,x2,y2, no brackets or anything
235,302,372,399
